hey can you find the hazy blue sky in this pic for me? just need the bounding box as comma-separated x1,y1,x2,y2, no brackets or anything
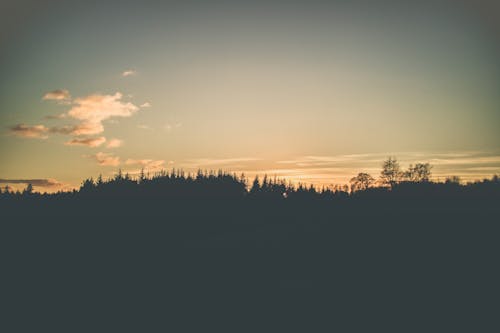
1,0,499,191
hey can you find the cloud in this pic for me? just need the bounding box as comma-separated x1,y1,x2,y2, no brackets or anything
9,124,49,139
187,157,260,167
126,159,165,167
91,152,120,166
42,89,71,103
45,113,67,120
122,70,136,77
64,92,138,135
49,123,105,136
49,125,83,135
138,124,151,130
140,102,151,108
106,138,123,148
0,178,62,187
65,136,106,147
125,159,165,173
165,123,182,131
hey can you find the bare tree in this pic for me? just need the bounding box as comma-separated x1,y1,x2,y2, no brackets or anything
404,163,432,182
380,157,402,187
350,173,375,192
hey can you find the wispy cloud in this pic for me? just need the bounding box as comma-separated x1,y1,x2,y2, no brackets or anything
42,89,71,103
0,178,62,187
140,102,151,108
106,138,123,148
45,113,67,120
124,159,165,174
65,136,106,147
185,157,260,168
126,159,164,168
122,69,136,77
164,123,182,131
9,124,49,139
188,157,261,166
91,152,120,166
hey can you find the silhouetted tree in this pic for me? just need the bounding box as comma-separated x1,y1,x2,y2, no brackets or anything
404,163,432,182
115,169,123,181
139,168,146,184
350,173,375,192
380,157,402,187
80,178,95,194
23,183,34,196
97,174,103,186
446,176,461,184
249,176,260,196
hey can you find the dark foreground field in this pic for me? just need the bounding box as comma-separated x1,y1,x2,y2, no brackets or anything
2,198,499,331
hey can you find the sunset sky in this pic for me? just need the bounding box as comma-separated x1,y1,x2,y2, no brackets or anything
1,0,499,192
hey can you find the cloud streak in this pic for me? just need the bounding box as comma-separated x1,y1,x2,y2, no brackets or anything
65,136,106,147
106,138,123,148
164,123,182,131
9,124,49,139
42,89,71,103
0,178,62,187
126,158,165,170
91,152,120,166
186,157,260,167
122,70,136,77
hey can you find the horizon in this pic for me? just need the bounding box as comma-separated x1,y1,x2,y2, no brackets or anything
1,154,499,194
1,0,499,193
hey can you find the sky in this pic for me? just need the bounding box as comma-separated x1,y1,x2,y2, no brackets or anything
1,0,499,192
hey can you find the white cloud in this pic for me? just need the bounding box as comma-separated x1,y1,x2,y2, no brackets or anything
42,89,71,103
9,124,49,139
140,102,151,108
122,69,136,77
65,92,138,135
106,138,123,148
91,152,120,166
65,136,106,147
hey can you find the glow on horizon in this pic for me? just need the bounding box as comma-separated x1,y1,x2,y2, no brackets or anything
1,150,499,193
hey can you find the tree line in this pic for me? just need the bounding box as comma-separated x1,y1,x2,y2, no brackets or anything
1,158,499,200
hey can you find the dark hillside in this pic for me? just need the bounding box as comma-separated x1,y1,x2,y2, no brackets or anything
2,185,499,331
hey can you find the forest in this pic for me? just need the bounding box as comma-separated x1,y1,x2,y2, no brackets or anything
2,158,499,331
